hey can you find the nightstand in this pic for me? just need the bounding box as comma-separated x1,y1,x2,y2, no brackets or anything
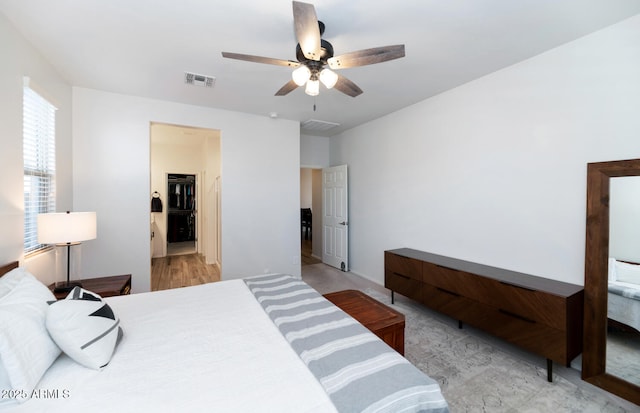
48,274,132,300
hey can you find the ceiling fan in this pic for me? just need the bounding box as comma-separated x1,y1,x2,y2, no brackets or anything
221,1,405,98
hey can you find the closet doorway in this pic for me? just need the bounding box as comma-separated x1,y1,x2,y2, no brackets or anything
167,173,197,256
150,122,222,285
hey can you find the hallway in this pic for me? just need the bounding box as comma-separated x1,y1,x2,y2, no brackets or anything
301,236,321,266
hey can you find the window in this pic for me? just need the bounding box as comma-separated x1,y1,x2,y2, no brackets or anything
23,81,57,255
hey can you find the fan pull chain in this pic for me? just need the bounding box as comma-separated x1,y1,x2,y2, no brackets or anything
313,96,317,112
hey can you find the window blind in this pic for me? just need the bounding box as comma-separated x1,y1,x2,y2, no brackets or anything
23,85,57,254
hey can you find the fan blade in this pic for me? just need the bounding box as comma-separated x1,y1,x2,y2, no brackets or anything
333,74,363,97
275,79,300,96
222,52,300,68
292,1,321,61
327,45,405,69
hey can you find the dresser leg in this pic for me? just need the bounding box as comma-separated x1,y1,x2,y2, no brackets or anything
391,291,395,304
458,320,463,329
547,359,553,382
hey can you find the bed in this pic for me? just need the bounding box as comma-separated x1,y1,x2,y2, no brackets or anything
608,258,640,332
0,261,448,412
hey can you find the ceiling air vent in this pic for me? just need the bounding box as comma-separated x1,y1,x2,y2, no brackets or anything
184,72,215,88
301,119,340,132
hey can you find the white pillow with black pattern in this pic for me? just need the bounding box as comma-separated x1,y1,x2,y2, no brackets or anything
46,287,123,370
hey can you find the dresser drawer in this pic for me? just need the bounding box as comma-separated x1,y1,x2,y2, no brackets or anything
385,251,423,281
423,283,569,363
479,306,568,364
385,271,423,301
422,263,567,330
422,262,492,302
423,283,492,323
484,282,567,330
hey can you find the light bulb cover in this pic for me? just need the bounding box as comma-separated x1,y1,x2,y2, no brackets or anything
292,66,311,86
305,79,320,96
319,69,338,89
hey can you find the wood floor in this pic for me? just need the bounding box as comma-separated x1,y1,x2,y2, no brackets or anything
151,253,220,291
152,236,317,291
302,236,321,265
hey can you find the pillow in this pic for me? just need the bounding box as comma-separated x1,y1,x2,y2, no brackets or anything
0,363,14,406
0,267,29,299
614,260,640,285
46,287,123,370
0,273,61,403
0,364,9,390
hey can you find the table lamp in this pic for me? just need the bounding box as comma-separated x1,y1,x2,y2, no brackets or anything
37,211,97,293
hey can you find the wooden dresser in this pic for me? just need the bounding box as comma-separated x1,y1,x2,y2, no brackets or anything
385,248,584,381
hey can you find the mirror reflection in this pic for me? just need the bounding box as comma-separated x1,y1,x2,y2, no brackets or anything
607,176,640,386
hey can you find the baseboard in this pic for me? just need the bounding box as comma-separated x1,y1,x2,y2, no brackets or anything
347,268,384,287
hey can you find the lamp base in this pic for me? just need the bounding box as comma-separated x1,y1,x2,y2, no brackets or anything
53,281,83,293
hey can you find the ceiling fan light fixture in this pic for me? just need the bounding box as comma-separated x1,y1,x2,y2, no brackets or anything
292,65,311,86
305,79,320,96
221,2,405,98
319,68,338,89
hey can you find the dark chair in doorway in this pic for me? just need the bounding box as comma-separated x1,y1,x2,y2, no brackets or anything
301,208,312,240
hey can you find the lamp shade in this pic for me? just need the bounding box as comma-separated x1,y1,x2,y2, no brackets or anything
292,65,311,86
319,69,338,89
305,79,320,96
37,212,97,245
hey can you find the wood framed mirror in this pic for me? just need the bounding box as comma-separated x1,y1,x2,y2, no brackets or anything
583,158,640,405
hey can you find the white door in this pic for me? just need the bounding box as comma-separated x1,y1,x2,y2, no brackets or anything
322,165,348,271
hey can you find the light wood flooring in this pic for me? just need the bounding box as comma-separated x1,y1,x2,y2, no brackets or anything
151,253,220,291
151,236,321,292
151,237,328,292
301,236,321,266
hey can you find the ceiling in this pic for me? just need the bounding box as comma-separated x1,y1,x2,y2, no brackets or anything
2,0,640,137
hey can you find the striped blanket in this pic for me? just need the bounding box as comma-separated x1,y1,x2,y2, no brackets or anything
244,274,449,413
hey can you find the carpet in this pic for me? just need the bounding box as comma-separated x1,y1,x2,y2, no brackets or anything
364,289,637,412
607,328,640,386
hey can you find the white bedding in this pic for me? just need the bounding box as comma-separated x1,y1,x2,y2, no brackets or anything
3,280,338,412
608,281,640,332
607,258,640,332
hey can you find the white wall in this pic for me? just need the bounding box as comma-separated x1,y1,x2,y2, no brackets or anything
331,15,640,287
300,169,312,208
72,88,300,293
301,134,331,167
0,14,73,285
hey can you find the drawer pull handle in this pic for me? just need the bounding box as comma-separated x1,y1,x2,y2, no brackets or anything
499,309,535,324
435,264,460,272
436,287,460,297
499,281,536,292
393,272,410,280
